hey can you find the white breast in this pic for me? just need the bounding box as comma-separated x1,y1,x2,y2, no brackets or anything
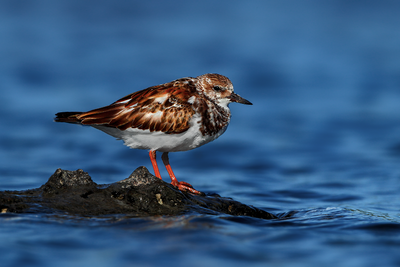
93,113,228,152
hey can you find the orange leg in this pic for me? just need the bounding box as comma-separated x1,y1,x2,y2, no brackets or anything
149,150,161,179
161,152,201,194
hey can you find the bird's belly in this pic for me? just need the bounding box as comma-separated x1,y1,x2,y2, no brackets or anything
93,122,227,152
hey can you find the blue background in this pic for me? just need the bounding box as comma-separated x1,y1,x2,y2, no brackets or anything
1,1,400,267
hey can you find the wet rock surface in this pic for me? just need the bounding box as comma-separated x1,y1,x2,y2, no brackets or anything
0,167,277,219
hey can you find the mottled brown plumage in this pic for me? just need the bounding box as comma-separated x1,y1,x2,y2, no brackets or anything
55,73,252,194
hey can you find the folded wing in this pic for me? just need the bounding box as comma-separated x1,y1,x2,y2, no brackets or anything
56,82,196,134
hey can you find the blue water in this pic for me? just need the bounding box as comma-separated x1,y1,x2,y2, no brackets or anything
1,1,400,266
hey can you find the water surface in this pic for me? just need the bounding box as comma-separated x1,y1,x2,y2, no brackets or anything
1,1,400,266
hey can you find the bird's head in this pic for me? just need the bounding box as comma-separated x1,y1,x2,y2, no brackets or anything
197,73,252,109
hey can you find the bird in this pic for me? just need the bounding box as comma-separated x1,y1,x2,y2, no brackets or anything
55,73,252,194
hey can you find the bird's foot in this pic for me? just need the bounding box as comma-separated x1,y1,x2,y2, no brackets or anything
171,180,202,195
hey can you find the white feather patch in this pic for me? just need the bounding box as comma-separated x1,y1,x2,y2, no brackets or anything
154,95,168,104
187,96,196,104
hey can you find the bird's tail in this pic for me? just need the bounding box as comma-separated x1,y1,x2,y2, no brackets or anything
54,112,84,124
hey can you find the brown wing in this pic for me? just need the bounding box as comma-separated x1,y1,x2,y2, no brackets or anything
74,79,197,134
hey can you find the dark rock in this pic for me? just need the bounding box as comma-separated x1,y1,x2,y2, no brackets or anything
0,167,277,219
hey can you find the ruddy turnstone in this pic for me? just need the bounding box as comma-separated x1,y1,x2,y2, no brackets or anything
55,73,252,194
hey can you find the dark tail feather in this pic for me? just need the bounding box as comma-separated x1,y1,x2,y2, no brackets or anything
54,112,83,124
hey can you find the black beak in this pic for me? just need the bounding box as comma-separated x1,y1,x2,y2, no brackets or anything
230,93,253,105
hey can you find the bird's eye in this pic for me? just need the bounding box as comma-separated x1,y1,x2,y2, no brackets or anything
213,85,223,92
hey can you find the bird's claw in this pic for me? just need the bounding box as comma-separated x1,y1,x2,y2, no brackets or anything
172,181,202,195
